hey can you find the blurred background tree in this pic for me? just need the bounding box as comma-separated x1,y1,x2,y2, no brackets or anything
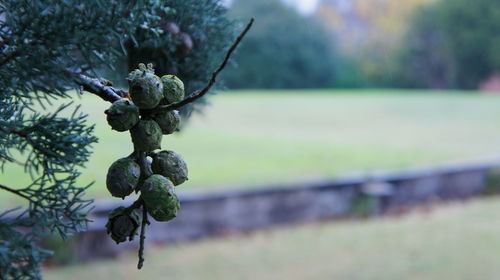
313,0,499,90
0,0,235,278
212,0,499,90
394,0,500,89
222,0,340,89
315,0,435,88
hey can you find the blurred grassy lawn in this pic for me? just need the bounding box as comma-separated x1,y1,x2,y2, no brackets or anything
2,89,500,205
45,196,500,280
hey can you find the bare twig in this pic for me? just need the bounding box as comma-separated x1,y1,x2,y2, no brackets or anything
133,150,152,191
135,151,153,178
124,198,143,214
131,149,151,269
0,184,31,201
72,73,128,103
152,18,254,113
137,204,149,270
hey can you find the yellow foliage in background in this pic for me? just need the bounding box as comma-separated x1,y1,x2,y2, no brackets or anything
317,0,434,52
315,0,435,83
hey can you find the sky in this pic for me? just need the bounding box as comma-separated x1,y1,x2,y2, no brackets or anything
282,0,321,14
222,0,321,15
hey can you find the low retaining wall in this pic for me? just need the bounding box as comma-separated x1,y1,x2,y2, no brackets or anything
75,160,500,261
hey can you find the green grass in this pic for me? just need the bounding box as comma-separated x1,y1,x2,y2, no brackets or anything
2,89,500,205
44,196,500,280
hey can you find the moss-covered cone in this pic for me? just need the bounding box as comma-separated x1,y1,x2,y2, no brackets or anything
152,110,180,135
130,119,162,152
151,150,188,186
160,75,184,104
141,175,180,222
128,64,163,109
104,99,140,132
106,207,142,244
106,158,140,198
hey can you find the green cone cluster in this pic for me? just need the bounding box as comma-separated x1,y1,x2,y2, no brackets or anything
104,64,189,244
103,63,186,153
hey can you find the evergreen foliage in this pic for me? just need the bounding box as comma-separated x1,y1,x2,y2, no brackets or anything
0,1,240,278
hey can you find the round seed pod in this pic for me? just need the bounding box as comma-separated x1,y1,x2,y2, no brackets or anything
177,32,193,57
106,158,140,198
106,206,142,244
151,150,188,186
104,99,140,132
160,75,184,104
141,175,180,222
153,110,180,135
128,64,163,109
161,21,180,36
130,119,162,152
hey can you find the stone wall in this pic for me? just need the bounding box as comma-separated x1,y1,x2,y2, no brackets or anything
75,161,498,261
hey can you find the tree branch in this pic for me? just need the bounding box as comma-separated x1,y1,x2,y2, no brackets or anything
132,149,150,270
137,204,149,270
74,18,253,109
152,18,254,112
0,184,31,201
72,73,128,103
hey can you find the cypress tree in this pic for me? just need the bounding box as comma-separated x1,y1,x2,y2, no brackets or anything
0,1,247,278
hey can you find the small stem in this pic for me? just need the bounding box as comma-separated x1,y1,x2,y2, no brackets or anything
135,150,152,178
124,198,143,215
70,72,128,103
0,184,31,201
132,150,152,193
130,149,152,269
137,203,148,270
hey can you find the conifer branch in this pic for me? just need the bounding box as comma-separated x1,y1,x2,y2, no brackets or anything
72,73,128,103
76,18,254,109
0,50,20,67
0,183,31,201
